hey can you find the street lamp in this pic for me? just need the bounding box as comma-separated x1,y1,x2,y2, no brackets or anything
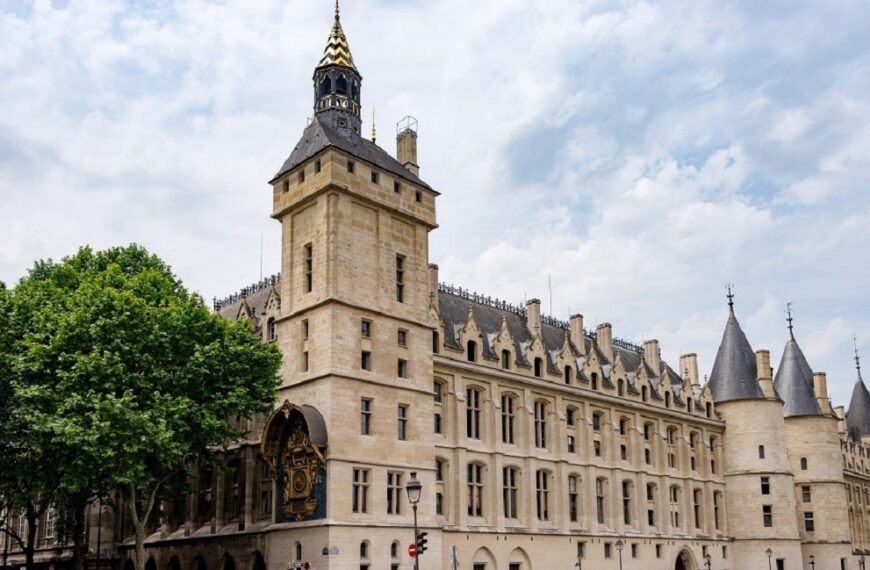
860,555,866,570
765,548,773,570
406,472,422,570
615,539,624,570
574,551,583,570
704,553,712,570
808,554,815,570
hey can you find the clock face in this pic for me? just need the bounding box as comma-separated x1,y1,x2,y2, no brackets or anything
292,470,308,494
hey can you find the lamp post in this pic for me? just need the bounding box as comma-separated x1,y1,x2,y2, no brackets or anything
615,539,624,570
575,551,583,570
765,548,773,570
860,555,866,570
808,555,815,570
406,472,422,570
704,553,712,570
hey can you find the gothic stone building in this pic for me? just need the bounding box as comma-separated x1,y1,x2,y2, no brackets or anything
6,4,870,570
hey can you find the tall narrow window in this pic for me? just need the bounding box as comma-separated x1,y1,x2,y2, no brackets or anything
802,486,811,503
432,330,440,353
466,388,482,439
467,464,483,517
568,475,579,522
467,340,477,362
301,319,309,340
536,470,550,521
713,492,721,530
395,254,405,302
501,394,515,444
800,457,808,470
534,357,543,378
303,243,313,293
622,481,633,525
534,401,548,449
758,445,765,459
564,365,572,384
592,412,602,432
361,319,372,337
503,467,518,519
397,359,408,378
761,476,770,495
361,350,371,371
693,489,702,529
267,318,277,342
352,468,369,513
596,478,606,524
387,472,402,514
763,505,773,527
804,512,814,532
360,398,372,435
501,349,511,370
397,405,408,441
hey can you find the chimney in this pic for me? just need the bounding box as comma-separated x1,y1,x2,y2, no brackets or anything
396,116,419,176
428,263,439,299
643,340,661,374
756,350,775,398
835,405,847,435
526,299,541,336
569,314,586,356
813,372,833,415
596,323,613,362
680,353,700,387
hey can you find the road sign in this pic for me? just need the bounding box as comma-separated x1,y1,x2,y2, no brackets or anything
408,544,417,558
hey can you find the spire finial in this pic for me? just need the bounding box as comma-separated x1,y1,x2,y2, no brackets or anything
335,0,340,20
786,302,794,339
371,104,377,144
726,283,735,314
855,334,862,374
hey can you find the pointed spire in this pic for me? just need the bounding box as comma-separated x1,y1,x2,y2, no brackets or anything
707,289,765,403
371,105,377,143
773,316,822,417
855,334,863,379
317,0,357,70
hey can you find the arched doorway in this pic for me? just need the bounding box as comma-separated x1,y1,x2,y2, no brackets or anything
145,559,157,570
251,552,266,570
675,549,697,570
168,557,181,570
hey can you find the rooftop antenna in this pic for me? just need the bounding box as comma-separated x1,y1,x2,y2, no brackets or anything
548,274,552,316
726,283,735,314
786,302,794,339
371,105,377,144
259,234,264,281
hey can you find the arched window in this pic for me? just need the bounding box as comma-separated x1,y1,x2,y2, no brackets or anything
467,463,484,517
534,401,548,448
467,340,477,362
596,478,607,524
466,387,482,439
501,393,517,445
536,470,551,521
391,541,400,559
319,77,331,97
336,74,348,95
534,357,543,378
622,480,633,525
564,365,572,384
295,542,302,561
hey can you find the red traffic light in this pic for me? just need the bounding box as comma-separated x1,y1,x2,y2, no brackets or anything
408,544,417,558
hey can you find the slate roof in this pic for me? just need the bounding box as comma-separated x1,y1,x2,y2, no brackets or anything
270,116,434,191
216,284,277,332
707,309,764,403
773,335,822,417
847,370,870,440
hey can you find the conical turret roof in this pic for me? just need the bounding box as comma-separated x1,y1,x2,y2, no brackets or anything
773,334,822,417
317,1,357,71
708,303,764,403
847,368,870,440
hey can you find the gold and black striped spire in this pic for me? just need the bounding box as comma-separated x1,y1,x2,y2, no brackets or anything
317,0,356,70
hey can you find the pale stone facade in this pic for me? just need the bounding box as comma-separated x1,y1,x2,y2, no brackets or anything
5,5,870,570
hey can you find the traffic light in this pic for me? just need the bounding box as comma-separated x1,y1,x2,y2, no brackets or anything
416,531,429,555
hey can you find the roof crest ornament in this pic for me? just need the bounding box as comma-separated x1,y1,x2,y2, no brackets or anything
786,301,794,339
726,283,735,315
371,105,377,144
335,0,340,20
856,334,863,375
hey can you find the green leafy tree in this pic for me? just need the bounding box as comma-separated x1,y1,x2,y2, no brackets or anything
5,245,281,570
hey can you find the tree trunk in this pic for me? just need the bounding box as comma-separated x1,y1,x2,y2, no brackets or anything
24,507,37,570
70,494,89,570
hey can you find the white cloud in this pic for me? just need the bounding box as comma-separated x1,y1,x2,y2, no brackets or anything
1,0,870,407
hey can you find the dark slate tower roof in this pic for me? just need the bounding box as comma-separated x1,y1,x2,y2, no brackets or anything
773,332,822,417
847,355,870,439
707,298,764,403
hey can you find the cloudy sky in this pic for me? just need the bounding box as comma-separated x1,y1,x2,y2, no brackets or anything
2,0,869,406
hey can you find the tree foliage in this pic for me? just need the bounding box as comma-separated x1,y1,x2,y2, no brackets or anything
0,245,282,570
